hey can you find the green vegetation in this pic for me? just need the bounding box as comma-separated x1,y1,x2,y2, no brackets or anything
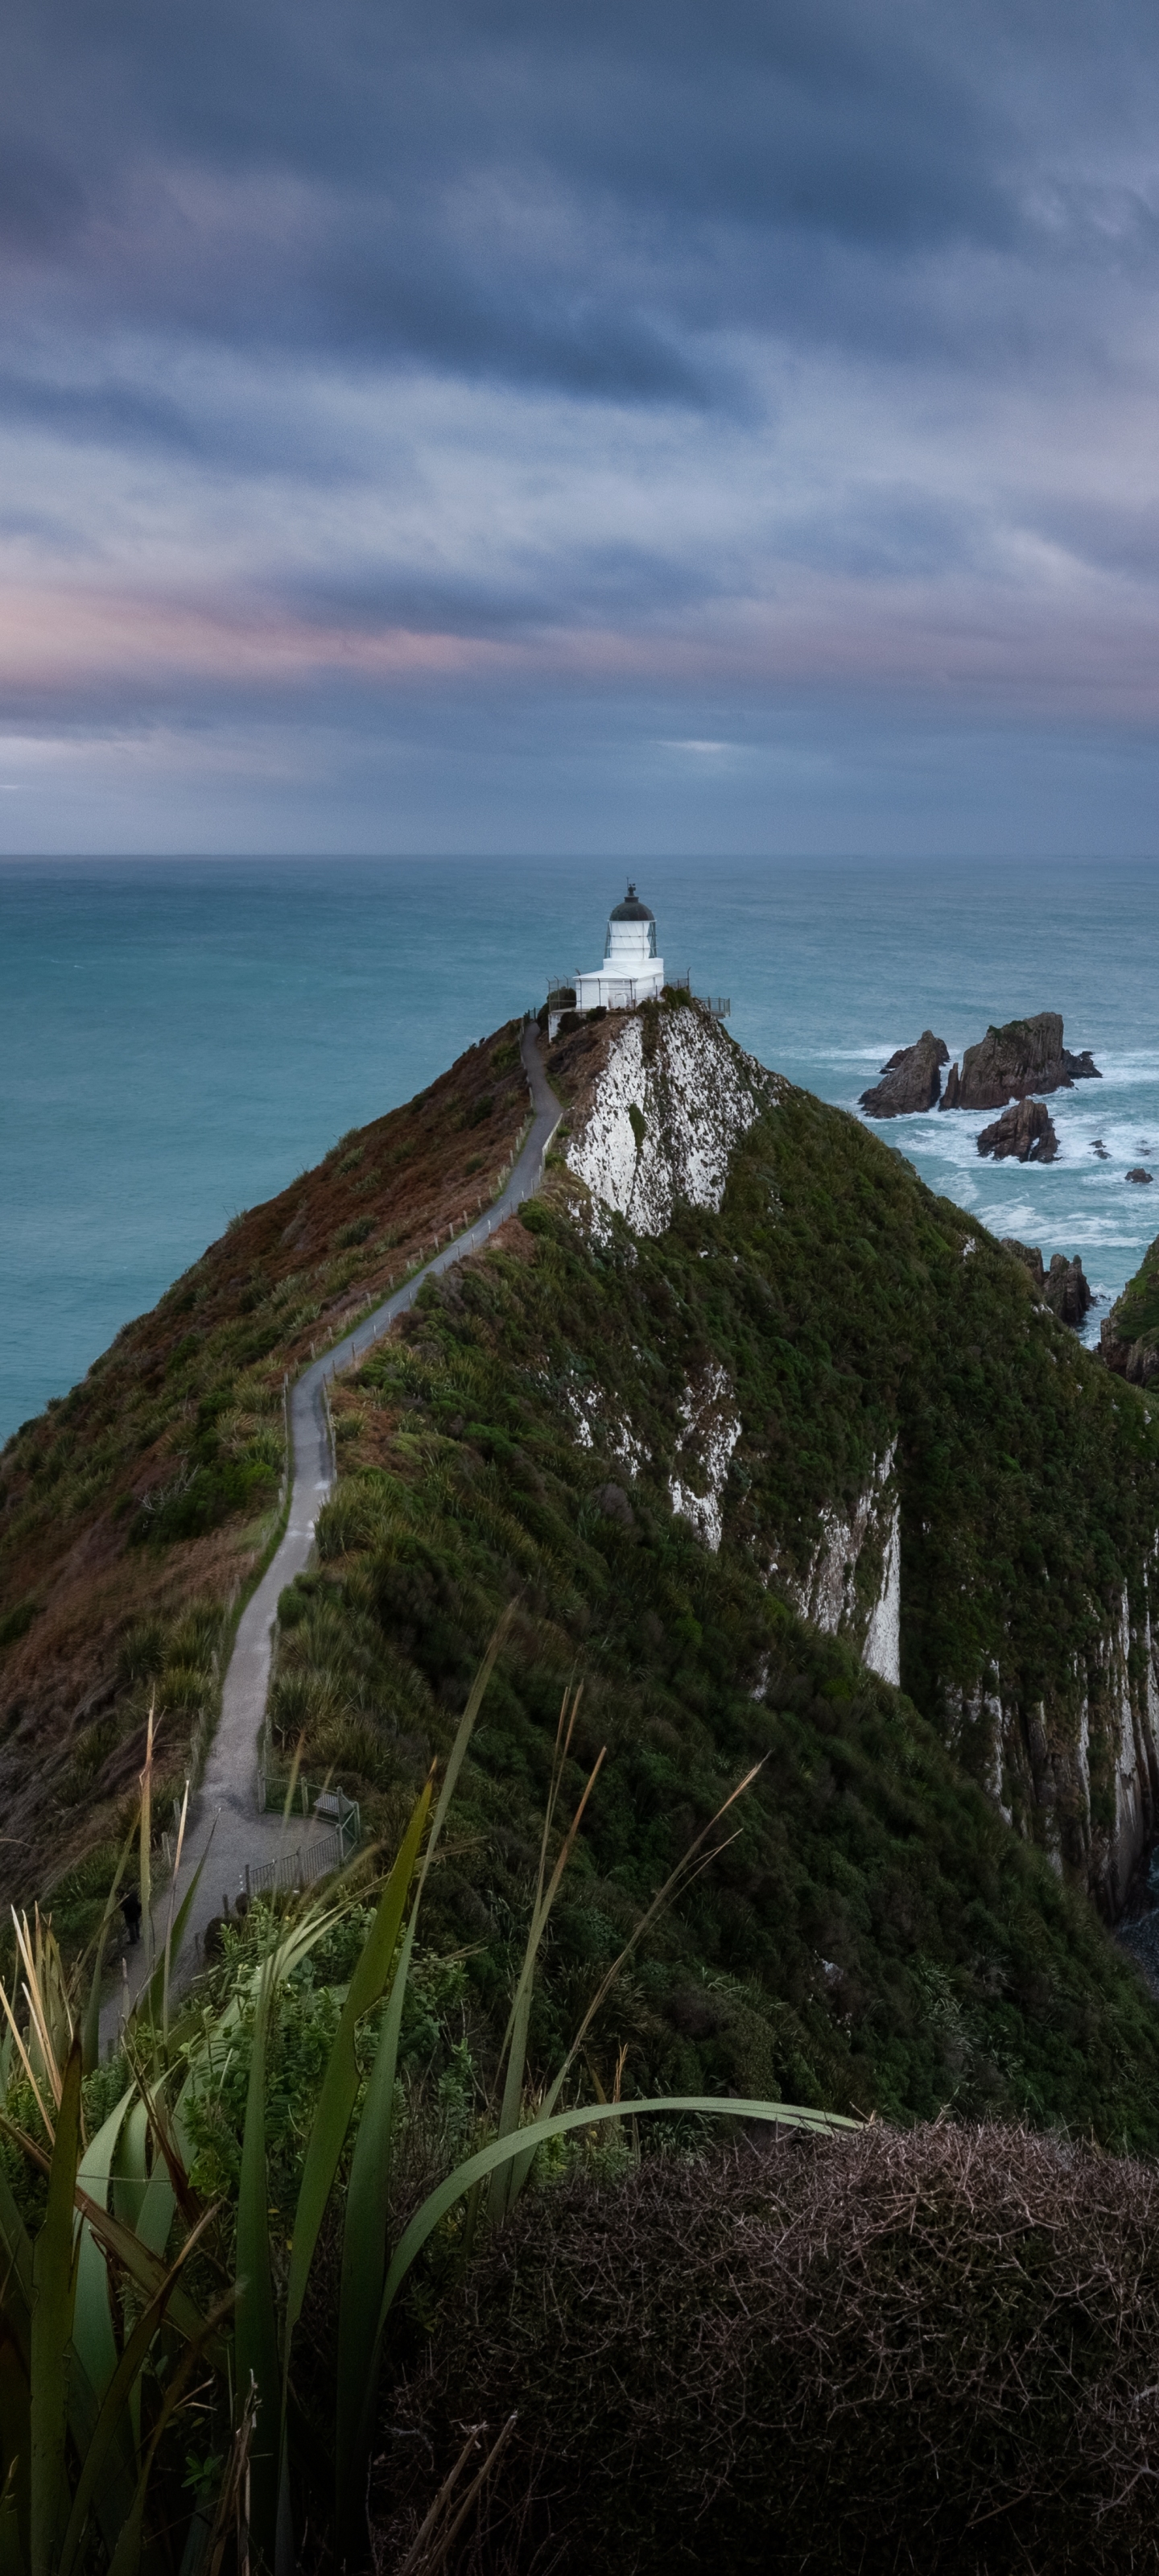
0,1023,529,1911
0,1642,839,2574
262,1094,1159,2141
1108,1224,1159,1356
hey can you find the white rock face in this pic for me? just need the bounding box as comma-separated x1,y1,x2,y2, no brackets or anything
862,1494,901,1688
944,1566,1159,1918
669,1362,741,1553
564,1005,772,1234
775,1445,901,1683
567,1383,646,1476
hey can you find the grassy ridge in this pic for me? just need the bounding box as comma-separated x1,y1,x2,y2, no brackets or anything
266,1077,1159,2141
0,1028,528,1907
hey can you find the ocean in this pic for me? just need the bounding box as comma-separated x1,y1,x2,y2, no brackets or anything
2,854,1157,1445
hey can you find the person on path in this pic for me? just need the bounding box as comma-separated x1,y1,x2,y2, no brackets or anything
122,1886,142,1946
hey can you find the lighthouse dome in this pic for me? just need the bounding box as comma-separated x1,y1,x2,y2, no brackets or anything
609,886,654,924
604,883,658,963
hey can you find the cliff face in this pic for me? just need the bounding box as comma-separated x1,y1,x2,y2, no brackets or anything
550,997,1159,1920
6,990,1159,2134
561,1004,774,1232
1102,1232,1159,1391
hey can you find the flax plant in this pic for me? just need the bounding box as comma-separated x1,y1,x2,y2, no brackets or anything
0,1913,234,2576
0,1620,856,2575
212,1618,857,2572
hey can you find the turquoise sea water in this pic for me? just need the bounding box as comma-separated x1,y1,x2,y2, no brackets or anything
2,855,1157,1445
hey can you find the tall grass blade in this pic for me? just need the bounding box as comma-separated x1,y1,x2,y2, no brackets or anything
163,1780,191,2041
0,1978,53,2148
56,2211,221,2576
489,1732,605,2227
103,2301,229,2576
415,1608,514,1907
11,1914,66,2117
283,1778,432,2362
73,2088,134,2404
80,1813,139,2076
329,1624,510,2545
128,1839,212,2040
139,1702,155,1976
542,1763,765,2127
375,2094,859,2355
29,2041,82,2576
234,1954,281,2562
335,1913,419,2549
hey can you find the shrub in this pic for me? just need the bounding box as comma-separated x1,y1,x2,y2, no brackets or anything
384,2123,1159,2574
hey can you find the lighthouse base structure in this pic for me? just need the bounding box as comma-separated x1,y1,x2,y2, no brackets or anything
573,961,665,1015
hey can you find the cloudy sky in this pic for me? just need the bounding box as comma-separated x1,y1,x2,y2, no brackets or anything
4,0,1159,855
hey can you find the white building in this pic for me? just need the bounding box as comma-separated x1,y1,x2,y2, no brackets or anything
568,884,666,1020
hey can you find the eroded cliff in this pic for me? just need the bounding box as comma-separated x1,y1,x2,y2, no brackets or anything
547,996,1159,1919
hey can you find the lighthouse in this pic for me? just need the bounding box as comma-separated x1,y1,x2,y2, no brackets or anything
544,886,727,1036
572,885,666,1015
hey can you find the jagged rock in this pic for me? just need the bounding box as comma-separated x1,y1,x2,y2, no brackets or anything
1002,1237,1046,1289
1126,1167,1154,1185
859,1030,948,1118
1099,1318,1133,1373
939,1012,1100,1111
1002,1239,1091,1324
977,1098,1058,1163
1044,1253,1092,1326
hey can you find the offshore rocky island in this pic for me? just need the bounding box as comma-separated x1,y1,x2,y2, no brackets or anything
4,892,1159,2570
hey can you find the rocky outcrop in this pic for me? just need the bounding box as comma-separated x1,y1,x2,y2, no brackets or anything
770,1447,901,1688
1127,1167,1154,1187
943,1577,1159,1918
561,997,774,1236
1101,1232,1159,1387
1002,1240,1092,1325
1045,1254,1091,1326
940,1013,1100,1113
668,1362,741,1553
859,1031,948,1118
977,1099,1058,1162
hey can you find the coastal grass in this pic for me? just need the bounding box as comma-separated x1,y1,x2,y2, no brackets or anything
258,1087,1159,2144
0,1025,530,1910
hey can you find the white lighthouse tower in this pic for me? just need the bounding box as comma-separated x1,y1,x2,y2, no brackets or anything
572,884,666,1016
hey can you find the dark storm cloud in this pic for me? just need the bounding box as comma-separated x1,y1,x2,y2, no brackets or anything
0,0,1036,396
5,0,1159,853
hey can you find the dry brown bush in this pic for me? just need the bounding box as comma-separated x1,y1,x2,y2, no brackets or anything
374,2122,1159,2574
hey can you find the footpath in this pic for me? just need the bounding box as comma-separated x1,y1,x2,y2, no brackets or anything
101,1019,559,2047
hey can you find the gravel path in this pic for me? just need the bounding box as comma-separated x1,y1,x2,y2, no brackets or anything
101,1020,559,2046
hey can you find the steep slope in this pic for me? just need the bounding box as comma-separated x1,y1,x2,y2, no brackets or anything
258,997,1159,2136
1102,1228,1159,1389
5,992,1159,2140
0,1026,531,1913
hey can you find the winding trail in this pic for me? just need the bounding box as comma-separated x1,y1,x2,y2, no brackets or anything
103,1021,559,2044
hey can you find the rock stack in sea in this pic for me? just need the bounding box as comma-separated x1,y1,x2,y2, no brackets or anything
859,1030,949,1118
977,1099,1058,1163
941,1012,1099,1111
